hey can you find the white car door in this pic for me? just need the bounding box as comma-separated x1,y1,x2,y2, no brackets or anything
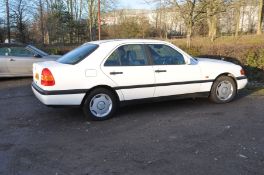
101,44,155,100
147,44,202,97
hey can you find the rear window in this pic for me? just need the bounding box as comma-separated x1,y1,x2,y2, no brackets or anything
57,44,98,64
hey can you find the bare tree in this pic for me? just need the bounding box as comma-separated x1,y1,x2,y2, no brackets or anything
257,0,264,34
234,0,244,36
171,0,206,48
87,0,96,40
5,0,10,43
138,16,151,38
10,0,30,43
201,0,228,41
38,0,45,44
85,0,116,41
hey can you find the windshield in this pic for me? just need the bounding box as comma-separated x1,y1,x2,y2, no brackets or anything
57,44,99,64
26,45,49,56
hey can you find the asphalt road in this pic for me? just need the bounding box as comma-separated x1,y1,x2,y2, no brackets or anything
0,78,264,175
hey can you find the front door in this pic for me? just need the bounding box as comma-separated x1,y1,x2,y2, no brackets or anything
0,47,9,76
101,44,155,100
147,44,202,97
7,46,36,75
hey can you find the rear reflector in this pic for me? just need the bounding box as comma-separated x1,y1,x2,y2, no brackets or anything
41,68,55,86
240,69,245,76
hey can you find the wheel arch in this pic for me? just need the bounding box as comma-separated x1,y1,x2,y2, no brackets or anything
81,85,120,107
211,72,238,91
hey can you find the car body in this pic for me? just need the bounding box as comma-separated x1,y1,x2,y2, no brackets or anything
0,44,60,77
31,39,248,120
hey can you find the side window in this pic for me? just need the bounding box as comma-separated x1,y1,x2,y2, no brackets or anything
104,44,148,66
148,44,185,65
104,49,121,66
9,47,34,57
0,47,9,56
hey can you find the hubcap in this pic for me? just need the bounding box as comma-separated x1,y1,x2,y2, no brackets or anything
89,94,112,118
216,80,234,101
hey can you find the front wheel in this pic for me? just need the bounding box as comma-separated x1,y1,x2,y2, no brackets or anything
82,88,118,121
210,76,237,103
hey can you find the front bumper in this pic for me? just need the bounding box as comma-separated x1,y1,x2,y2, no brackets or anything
31,83,86,106
236,76,248,90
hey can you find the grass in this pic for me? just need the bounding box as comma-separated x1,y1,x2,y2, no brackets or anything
242,87,264,96
170,34,264,48
254,88,264,95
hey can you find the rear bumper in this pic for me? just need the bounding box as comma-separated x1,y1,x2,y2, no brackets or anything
31,83,86,106
236,76,248,90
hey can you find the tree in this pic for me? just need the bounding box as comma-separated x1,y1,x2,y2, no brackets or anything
257,0,264,34
10,0,30,43
38,0,45,44
0,18,5,42
5,0,10,43
201,0,228,41
234,0,244,36
171,0,206,48
138,16,151,38
87,0,96,40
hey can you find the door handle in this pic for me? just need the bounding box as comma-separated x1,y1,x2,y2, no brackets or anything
110,71,123,75
155,70,167,73
9,58,15,61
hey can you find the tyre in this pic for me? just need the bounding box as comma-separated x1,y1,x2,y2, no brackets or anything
82,88,118,121
209,76,237,103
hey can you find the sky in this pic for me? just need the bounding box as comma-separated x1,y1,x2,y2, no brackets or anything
117,0,156,9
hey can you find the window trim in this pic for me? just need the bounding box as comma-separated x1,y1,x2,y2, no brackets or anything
103,44,151,67
146,44,187,66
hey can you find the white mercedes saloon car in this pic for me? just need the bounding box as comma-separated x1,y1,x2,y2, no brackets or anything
32,39,247,120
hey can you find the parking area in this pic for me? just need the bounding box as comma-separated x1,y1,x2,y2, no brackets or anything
0,78,264,175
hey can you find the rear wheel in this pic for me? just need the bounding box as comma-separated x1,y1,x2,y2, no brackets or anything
82,88,118,121
210,76,237,103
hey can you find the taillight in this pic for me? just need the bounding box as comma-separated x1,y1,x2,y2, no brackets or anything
41,68,55,86
240,69,245,76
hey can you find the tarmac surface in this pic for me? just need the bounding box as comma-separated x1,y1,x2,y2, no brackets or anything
0,78,263,175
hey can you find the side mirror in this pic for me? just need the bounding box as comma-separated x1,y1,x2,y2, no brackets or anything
34,54,42,58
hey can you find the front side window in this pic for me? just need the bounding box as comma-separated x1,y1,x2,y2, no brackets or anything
104,44,148,66
57,44,98,64
148,44,185,65
9,47,34,57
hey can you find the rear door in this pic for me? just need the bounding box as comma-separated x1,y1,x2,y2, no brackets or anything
101,44,155,100
147,44,202,97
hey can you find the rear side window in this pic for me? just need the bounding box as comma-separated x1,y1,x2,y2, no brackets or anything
104,44,148,66
57,44,98,64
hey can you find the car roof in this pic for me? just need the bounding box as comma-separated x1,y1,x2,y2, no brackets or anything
88,39,168,45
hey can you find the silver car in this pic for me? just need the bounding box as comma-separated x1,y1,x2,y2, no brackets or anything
0,44,60,77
